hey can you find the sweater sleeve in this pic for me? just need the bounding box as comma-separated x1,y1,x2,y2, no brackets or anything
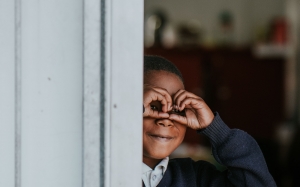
199,112,277,187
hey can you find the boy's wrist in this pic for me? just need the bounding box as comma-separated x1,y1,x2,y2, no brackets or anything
198,112,231,146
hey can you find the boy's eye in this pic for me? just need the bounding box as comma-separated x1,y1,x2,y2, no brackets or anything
150,105,159,111
150,101,162,111
170,109,186,117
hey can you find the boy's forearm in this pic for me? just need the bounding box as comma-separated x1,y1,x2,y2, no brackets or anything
198,113,277,186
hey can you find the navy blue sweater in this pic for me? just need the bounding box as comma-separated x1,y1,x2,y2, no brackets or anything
155,114,277,187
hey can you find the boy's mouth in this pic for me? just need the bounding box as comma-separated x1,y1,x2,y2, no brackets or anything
148,133,173,142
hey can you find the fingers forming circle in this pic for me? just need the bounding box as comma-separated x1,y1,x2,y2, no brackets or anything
173,90,203,111
143,85,172,116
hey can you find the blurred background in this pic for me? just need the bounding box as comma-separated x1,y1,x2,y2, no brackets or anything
144,0,300,186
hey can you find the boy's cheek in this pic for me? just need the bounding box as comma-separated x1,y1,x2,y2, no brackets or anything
142,118,157,133
143,117,157,126
174,122,187,131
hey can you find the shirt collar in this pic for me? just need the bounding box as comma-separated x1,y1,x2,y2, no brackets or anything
157,157,169,174
142,157,169,175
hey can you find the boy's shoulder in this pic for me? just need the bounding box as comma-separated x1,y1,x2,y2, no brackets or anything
160,158,225,187
169,157,217,172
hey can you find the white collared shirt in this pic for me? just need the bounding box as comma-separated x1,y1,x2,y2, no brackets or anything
142,157,169,187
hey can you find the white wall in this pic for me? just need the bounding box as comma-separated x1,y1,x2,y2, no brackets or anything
145,0,285,45
0,0,83,186
0,1,15,186
21,1,83,187
1,0,144,186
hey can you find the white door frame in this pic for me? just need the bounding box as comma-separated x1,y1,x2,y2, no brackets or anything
83,0,144,186
0,0,143,186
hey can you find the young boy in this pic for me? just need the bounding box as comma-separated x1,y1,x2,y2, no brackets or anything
142,56,276,187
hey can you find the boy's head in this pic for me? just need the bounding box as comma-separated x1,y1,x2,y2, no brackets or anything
144,55,184,83
143,56,187,168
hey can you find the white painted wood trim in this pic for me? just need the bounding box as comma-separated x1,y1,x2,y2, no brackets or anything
2,0,144,186
0,1,16,186
83,0,101,186
83,0,144,186
21,1,83,186
15,0,22,186
108,0,144,186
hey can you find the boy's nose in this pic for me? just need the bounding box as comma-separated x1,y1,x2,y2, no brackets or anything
156,119,174,127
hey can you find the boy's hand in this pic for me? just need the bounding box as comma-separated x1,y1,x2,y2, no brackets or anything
143,84,172,118
169,89,214,130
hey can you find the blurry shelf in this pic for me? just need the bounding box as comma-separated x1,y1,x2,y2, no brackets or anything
253,44,291,59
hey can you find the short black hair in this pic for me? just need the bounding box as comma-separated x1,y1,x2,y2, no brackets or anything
144,55,184,82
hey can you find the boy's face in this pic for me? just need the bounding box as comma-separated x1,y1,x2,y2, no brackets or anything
143,70,186,167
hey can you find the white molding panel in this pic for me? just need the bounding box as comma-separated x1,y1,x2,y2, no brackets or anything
83,0,144,186
83,0,101,186
109,0,144,186
0,1,16,186
21,0,83,186
1,0,143,186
